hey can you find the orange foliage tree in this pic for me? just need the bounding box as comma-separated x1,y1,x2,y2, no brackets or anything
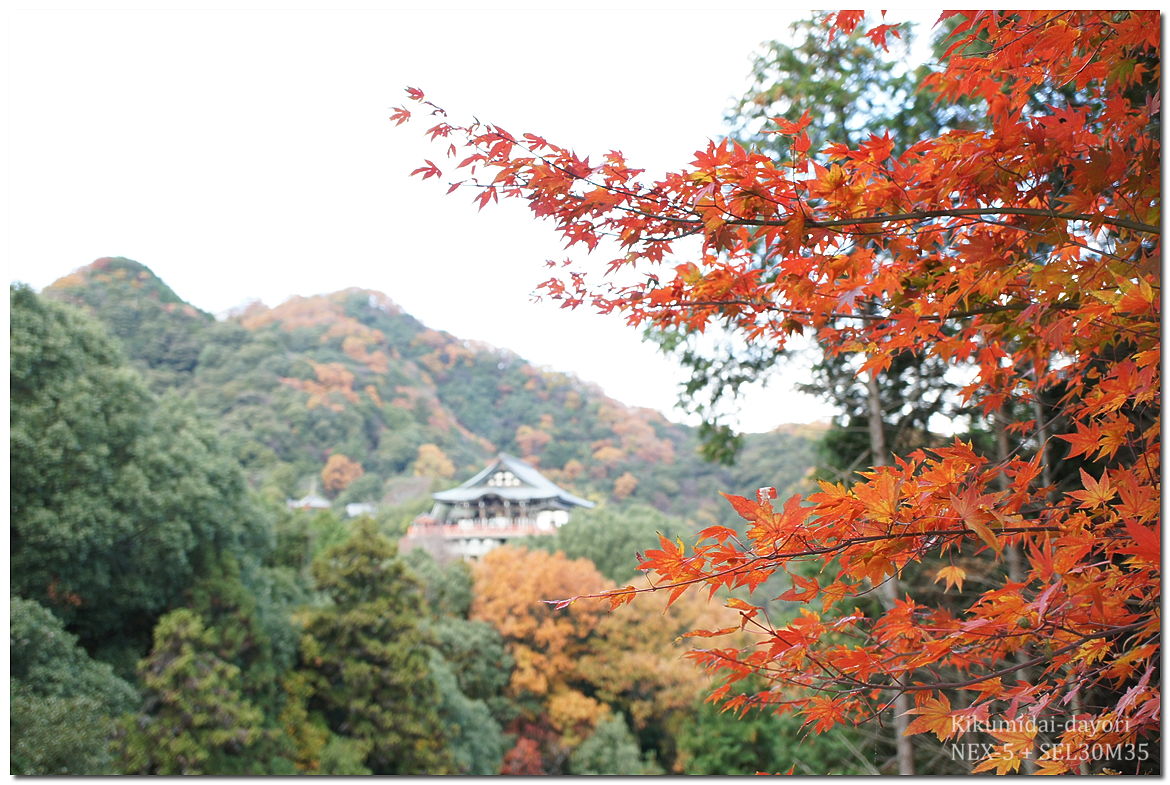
280,361,360,412
472,547,611,700
612,471,638,500
399,11,1159,774
321,453,364,495
471,547,612,770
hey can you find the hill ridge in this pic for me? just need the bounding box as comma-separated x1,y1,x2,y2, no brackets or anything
43,257,823,522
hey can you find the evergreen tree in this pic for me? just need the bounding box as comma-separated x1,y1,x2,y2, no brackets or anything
10,597,138,774
119,609,289,774
517,504,676,583
429,653,508,774
677,696,870,775
570,714,663,775
299,518,453,774
10,285,268,663
183,554,304,727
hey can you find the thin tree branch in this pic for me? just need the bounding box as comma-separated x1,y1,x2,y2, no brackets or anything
730,207,1159,235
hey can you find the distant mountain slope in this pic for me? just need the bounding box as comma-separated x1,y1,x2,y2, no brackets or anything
44,259,825,524
46,257,214,390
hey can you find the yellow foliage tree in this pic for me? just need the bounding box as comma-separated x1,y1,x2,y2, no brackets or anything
547,688,607,749
577,575,747,732
321,453,363,495
412,443,455,479
612,472,637,500
590,445,624,466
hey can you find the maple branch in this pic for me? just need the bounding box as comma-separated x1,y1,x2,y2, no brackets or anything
455,144,1160,238
840,621,1151,693
530,176,1160,237
988,10,1076,54
973,216,1133,263
726,207,1160,236
638,298,1080,324
595,525,1061,605
696,620,1149,700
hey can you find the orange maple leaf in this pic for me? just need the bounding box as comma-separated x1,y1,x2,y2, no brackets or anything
802,695,848,733
1068,468,1117,509
950,489,1001,554
933,565,967,593
972,746,1025,775
1117,518,1160,567
778,573,820,603
903,694,956,740
854,471,901,524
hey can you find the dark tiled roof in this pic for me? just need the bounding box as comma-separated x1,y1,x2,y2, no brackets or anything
432,453,594,508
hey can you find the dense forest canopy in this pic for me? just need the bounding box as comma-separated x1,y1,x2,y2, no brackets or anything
11,254,832,773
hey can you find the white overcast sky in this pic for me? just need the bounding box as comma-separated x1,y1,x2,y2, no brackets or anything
7,3,935,432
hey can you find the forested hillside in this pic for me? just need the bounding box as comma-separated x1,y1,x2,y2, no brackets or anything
12,261,844,774
44,256,822,524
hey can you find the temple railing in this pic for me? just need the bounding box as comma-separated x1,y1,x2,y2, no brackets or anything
404,521,555,540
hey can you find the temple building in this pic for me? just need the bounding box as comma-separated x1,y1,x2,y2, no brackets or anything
401,453,594,561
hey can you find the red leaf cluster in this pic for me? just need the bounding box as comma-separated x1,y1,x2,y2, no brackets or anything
400,11,1160,774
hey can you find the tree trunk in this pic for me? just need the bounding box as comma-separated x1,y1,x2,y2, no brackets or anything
993,412,1036,773
993,413,1025,584
866,371,915,775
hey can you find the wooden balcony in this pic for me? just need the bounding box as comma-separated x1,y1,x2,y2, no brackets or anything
405,519,554,540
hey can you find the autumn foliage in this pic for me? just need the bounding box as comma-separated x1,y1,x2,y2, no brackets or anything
320,453,364,495
281,362,360,412
471,546,748,772
471,548,611,699
400,11,1160,774
413,443,456,479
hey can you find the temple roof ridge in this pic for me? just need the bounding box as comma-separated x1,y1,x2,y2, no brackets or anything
431,453,594,509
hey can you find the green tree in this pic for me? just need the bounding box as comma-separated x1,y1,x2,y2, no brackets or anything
316,737,374,775
430,616,513,704
570,714,663,775
677,695,870,775
119,609,288,774
518,504,676,583
429,653,508,774
271,507,356,576
10,285,268,663
10,597,138,774
298,518,452,774
183,555,303,720
407,548,476,618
